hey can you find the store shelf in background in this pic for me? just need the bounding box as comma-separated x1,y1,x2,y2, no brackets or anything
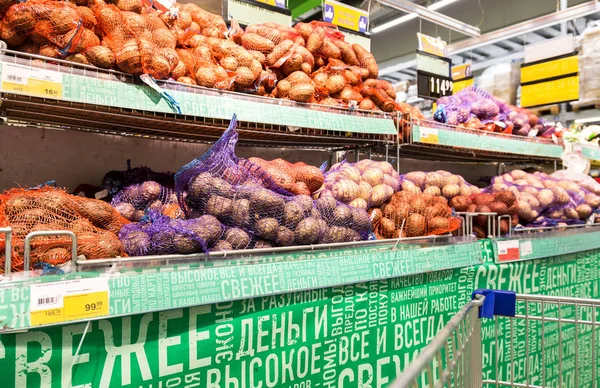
573,143,600,161
0,236,482,332
404,120,564,162
0,51,397,148
492,225,600,264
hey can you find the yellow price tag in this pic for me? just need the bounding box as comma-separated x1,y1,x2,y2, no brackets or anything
419,126,439,144
64,291,109,321
29,278,110,326
28,78,63,98
1,63,63,99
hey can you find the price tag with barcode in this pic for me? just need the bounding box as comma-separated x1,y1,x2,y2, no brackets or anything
29,278,109,326
496,240,521,262
1,63,63,99
419,127,439,144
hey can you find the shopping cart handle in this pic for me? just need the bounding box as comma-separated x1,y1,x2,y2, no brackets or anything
472,289,516,319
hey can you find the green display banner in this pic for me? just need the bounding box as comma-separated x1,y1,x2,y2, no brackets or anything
1,241,599,387
576,143,600,161
0,62,397,135
0,240,483,331
412,125,564,158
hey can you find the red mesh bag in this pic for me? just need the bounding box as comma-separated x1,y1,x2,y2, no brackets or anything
0,187,129,273
371,191,461,239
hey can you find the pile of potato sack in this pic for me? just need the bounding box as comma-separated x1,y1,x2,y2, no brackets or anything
0,0,423,116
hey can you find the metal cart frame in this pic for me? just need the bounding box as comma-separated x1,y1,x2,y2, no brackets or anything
391,289,600,388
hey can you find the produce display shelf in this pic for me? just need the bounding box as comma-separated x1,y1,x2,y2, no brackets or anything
0,50,398,149
573,143,600,161
402,118,564,162
491,224,600,263
0,235,483,332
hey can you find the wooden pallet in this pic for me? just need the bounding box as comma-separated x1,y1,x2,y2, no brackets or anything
571,100,600,112
529,104,560,116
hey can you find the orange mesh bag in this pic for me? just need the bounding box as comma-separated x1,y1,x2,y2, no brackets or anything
372,191,461,239
1,0,93,55
0,187,128,273
178,3,226,35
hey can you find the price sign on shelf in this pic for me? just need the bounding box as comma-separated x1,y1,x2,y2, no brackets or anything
1,63,63,99
496,240,521,262
29,278,109,326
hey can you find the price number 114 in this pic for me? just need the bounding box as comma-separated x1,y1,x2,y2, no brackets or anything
430,77,453,96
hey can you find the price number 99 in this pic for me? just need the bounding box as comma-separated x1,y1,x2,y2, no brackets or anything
430,77,453,96
85,301,102,311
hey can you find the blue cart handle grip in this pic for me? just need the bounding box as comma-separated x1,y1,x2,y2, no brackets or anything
472,289,516,319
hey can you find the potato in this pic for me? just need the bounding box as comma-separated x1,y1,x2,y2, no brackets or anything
474,205,491,226
362,169,385,187
332,180,359,203
428,216,450,233
349,198,368,210
576,204,592,219
404,172,426,188
488,202,508,215
295,217,321,244
255,218,279,241
380,217,397,238
370,184,391,207
401,180,421,195
449,196,471,212
441,184,460,199
289,83,315,103
326,74,345,94
406,213,426,237
423,186,441,196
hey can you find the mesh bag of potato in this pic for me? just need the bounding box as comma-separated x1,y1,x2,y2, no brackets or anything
118,210,224,256
112,181,183,222
1,0,98,56
247,157,324,196
371,192,461,239
449,191,519,238
401,170,481,200
488,170,600,226
173,115,370,253
0,187,128,273
318,160,400,211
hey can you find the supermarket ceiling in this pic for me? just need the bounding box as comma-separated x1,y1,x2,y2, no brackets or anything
291,0,600,82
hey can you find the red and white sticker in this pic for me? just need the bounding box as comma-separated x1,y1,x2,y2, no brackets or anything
497,240,520,262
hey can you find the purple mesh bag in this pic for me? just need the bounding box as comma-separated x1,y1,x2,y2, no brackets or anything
112,181,183,222
118,211,225,256
174,115,371,250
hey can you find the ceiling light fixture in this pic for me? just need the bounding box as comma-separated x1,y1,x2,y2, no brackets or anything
372,0,471,34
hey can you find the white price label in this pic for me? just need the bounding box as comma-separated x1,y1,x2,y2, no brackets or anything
520,240,533,257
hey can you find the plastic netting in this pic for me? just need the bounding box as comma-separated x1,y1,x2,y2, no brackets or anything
318,160,400,211
371,191,461,239
0,187,128,272
247,157,324,196
487,170,600,226
448,190,519,237
102,165,175,197
118,211,223,256
170,115,370,252
112,180,183,221
401,170,480,199
1,0,98,55
434,87,548,136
